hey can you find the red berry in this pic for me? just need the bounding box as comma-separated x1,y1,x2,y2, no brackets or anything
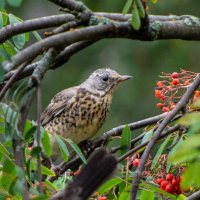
157,178,164,185
155,90,161,98
171,179,177,185
159,94,165,101
157,81,163,87
184,80,190,86
98,196,107,200
133,159,140,167
162,107,170,112
171,78,179,85
166,173,174,181
157,103,163,108
171,72,179,78
165,184,173,193
161,180,168,188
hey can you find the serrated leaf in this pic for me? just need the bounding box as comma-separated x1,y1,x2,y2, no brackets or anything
55,135,69,161
122,0,133,14
42,130,52,157
151,135,171,169
8,14,25,49
140,189,154,200
98,177,123,195
7,0,22,7
135,0,145,18
131,1,141,30
120,125,131,156
66,138,86,164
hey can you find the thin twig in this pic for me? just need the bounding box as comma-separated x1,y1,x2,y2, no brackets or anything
131,74,200,200
36,84,43,193
0,61,31,101
14,89,35,200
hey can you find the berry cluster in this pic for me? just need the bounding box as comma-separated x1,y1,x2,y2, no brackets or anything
156,173,182,195
154,70,199,112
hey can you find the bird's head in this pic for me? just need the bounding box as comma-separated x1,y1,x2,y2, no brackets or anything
82,68,132,94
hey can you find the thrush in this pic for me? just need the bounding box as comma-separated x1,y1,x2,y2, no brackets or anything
41,68,132,158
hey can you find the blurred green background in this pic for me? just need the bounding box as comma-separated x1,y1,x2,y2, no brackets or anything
5,0,200,136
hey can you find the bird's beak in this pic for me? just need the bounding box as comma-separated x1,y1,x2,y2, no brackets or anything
117,75,132,82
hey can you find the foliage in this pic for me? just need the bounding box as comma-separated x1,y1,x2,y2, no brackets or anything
0,0,200,199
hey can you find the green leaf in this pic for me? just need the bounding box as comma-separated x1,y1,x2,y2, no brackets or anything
66,138,86,164
44,180,58,191
3,41,17,56
141,129,153,144
122,0,133,14
31,161,55,176
7,0,22,7
181,161,200,188
98,177,123,195
1,9,8,25
131,1,141,30
32,31,42,41
168,134,200,164
120,125,131,156
25,32,29,42
135,0,145,18
140,189,154,200
178,112,200,127
0,12,3,28
31,146,42,157
42,129,52,157
55,135,69,161
177,194,187,200
151,135,171,169
119,186,131,200
8,14,25,49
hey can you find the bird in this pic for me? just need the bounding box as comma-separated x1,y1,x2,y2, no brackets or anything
41,68,132,159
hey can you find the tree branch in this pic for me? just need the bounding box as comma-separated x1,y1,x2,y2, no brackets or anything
0,14,75,44
186,190,200,200
131,74,200,200
4,14,200,72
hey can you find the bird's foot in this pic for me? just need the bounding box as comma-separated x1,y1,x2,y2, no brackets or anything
79,140,95,156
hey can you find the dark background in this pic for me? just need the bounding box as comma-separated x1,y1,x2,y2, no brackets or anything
6,0,200,136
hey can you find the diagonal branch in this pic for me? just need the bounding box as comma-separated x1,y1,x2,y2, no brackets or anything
0,14,75,44
131,74,200,200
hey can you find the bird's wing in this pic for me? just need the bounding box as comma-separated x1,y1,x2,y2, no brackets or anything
41,87,77,126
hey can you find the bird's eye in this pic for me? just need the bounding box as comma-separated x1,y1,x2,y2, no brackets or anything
102,76,109,82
